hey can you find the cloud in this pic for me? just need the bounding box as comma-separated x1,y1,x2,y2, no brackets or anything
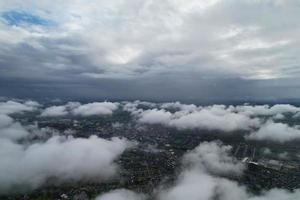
262,148,272,155
0,114,30,140
125,101,300,142
158,141,300,200
95,141,300,200
41,101,119,116
160,102,198,112
0,135,132,194
168,108,259,132
95,189,146,200
72,102,119,116
158,141,247,200
273,113,285,120
1,0,300,89
233,104,300,116
278,151,289,160
0,100,40,114
41,105,69,116
138,109,172,125
0,105,133,194
3,99,300,199
0,114,13,127
159,171,300,200
128,103,260,132
40,102,80,117
247,120,300,143
182,141,244,176
159,171,248,200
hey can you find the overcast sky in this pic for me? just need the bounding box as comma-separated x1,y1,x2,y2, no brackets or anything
1,0,300,101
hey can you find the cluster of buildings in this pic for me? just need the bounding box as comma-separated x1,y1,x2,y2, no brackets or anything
234,143,300,191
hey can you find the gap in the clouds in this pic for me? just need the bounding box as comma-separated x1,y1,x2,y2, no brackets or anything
1,10,55,27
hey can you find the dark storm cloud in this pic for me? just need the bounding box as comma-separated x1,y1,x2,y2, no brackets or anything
0,36,100,81
1,75,300,102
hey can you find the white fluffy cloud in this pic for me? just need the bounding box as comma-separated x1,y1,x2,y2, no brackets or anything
72,102,119,116
125,101,300,142
41,101,119,116
159,171,248,200
182,141,244,176
160,102,198,112
95,189,146,200
233,104,300,116
0,114,13,127
128,103,260,132
0,100,40,114
168,109,259,132
0,105,133,194
138,109,173,125
0,136,132,194
158,141,300,200
247,120,300,143
158,142,245,200
97,141,300,200
0,114,30,140
159,170,300,200
41,105,69,117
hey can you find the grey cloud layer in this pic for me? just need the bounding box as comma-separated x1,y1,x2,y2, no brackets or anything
1,0,300,81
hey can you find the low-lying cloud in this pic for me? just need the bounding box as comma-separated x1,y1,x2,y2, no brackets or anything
124,101,300,143
247,120,300,143
132,105,260,132
95,189,146,200
0,104,133,194
0,135,132,194
0,114,29,140
158,141,246,200
97,141,300,200
159,140,300,200
0,100,40,114
232,104,300,117
17,100,300,143
2,100,300,199
182,141,244,176
72,102,119,116
41,102,119,117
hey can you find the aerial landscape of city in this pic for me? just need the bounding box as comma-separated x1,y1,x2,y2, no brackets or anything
1,0,300,199
1,99,300,199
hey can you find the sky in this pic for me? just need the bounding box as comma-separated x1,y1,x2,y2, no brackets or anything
1,0,300,102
